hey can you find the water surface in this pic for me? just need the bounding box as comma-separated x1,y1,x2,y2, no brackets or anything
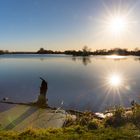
0,54,140,112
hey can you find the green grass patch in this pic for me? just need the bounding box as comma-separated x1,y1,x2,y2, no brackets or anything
0,124,140,140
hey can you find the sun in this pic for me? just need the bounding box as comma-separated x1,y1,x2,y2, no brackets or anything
108,74,122,87
107,16,128,34
110,16,126,33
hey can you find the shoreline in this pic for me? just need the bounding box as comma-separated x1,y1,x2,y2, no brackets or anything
0,100,133,120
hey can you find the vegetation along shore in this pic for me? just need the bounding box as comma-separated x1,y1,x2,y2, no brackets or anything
1,101,140,140
1,47,140,56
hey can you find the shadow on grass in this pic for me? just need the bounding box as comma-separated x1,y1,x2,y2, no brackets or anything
4,106,38,130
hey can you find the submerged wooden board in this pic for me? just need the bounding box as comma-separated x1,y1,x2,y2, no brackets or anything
0,103,66,131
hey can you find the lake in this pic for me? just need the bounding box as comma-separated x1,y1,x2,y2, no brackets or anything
0,54,140,112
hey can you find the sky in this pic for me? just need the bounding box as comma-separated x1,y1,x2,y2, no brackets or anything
0,0,140,51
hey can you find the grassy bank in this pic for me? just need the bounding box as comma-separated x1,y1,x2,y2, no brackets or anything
0,124,140,140
1,104,140,140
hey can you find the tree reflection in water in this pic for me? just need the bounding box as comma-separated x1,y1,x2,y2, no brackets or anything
72,56,91,66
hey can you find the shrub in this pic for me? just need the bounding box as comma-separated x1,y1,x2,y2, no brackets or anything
104,106,126,127
87,119,101,130
64,114,76,127
131,104,140,128
78,111,94,126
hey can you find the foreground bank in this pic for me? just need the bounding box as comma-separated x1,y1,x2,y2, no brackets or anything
0,125,140,140
1,102,140,139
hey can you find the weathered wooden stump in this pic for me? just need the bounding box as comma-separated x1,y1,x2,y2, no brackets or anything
36,78,48,107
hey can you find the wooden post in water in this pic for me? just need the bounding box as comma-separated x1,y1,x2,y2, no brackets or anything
36,77,48,107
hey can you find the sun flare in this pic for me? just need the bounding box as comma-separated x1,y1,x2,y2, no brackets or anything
104,14,129,35
104,72,127,95
109,16,127,33
106,73,124,89
108,74,122,87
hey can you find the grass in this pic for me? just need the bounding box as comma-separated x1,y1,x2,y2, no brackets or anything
0,124,140,140
1,105,140,140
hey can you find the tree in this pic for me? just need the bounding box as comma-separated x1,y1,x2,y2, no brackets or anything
37,48,45,54
82,46,91,56
0,50,4,54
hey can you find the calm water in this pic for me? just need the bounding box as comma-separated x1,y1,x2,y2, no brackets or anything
0,54,140,112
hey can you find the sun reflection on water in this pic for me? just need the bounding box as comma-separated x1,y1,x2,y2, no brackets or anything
106,55,126,59
105,72,125,93
108,74,123,87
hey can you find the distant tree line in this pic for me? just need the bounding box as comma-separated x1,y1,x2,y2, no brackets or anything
0,50,9,55
65,47,140,56
37,48,63,54
64,46,91,56
0,50,34,54
2,47,140,56
92,48,140,56
37,46,92,56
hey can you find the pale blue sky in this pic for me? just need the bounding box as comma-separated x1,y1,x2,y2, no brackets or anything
0,0,140,51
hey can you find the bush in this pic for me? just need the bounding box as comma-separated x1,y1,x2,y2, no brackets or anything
78,112,94,126
131,104,140,128
88,119,101,130
104,106,126,127
114,106,125,118
64,115,76,127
